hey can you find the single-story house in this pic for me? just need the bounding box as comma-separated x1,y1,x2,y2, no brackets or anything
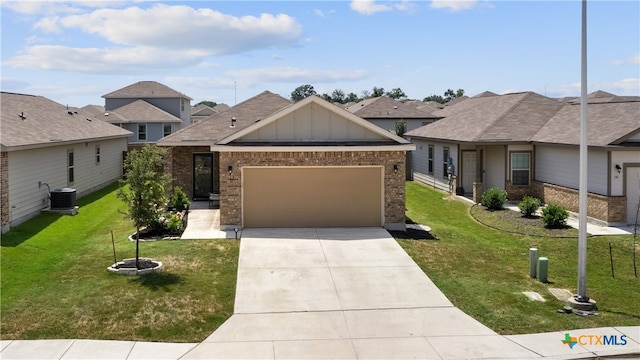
344,95,441,134
406,90,640,226
89,81,193,148
1,92,131,233
158,92,415,230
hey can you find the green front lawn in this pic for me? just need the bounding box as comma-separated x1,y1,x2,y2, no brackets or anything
1,183,238,342
399,181,640,334
2,181,638,342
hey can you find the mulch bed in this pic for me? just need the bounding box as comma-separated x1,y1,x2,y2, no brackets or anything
469,205,580,238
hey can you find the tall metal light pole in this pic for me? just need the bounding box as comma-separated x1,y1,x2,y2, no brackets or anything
577,0,588,302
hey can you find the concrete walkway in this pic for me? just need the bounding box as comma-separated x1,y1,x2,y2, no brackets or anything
2,227,638,359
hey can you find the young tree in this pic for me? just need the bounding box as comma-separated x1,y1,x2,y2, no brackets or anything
117,145,170,269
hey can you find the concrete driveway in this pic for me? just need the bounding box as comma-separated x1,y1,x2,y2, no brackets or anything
184,227,540,359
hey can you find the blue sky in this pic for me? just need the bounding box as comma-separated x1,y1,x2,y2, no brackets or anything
1,1,638,107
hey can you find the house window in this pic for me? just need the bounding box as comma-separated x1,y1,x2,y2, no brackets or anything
68,150,75,184
182,99,185,112
443,146,450,179
163,123,172,137
95,145,101,165
428,145,434,174
511,153,530,186
138,124,147,141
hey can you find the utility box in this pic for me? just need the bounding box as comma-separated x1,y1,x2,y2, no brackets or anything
50,188,76,209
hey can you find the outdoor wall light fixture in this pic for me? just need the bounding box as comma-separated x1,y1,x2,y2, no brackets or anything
393,164,399,173
615,164,621,174
227,165,233,176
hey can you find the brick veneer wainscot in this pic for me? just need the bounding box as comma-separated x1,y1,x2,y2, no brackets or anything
533,181,627,225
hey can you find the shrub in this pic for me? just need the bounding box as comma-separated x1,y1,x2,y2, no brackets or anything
481,187,508,210
541,204,569,228
172,186,191,211
166,213,184,234
518,196,541,217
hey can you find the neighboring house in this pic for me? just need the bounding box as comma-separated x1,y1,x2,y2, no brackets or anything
406,90,640,226
190,104,216,124
345,96,440,134
96,81,192,148
0,92,131,233
158,92,415,231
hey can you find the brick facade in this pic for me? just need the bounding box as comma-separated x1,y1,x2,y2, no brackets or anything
218,150,407,230
505,180,535,202
532,181,627,225
1,152,9,231
162,146,218,199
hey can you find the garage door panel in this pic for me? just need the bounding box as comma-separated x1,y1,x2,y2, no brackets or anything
243,167,382,227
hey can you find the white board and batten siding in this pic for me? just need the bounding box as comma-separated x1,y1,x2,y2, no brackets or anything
7,138,127,227
238,103,387,142
410,138,458,192
535,145,608,195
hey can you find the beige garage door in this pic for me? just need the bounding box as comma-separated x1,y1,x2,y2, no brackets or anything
243,166,383,227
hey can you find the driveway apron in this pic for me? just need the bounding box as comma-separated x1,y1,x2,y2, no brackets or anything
184,228,540,359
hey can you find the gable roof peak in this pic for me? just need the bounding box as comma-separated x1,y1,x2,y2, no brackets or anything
102,80,193,100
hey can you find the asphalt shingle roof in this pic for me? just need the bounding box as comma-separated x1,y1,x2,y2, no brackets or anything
531,99,640,146
97,100,182,124
345,96,438,119
406,91,640,147
1,92,131,150
158,91,292,145
102,81,192,100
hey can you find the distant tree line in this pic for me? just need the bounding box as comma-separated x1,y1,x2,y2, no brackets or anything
290,84,464,104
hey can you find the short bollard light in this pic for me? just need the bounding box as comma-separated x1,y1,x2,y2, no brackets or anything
538,257,549,283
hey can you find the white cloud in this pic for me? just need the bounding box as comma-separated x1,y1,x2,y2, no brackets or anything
609,78,640,95
1,1,124,16
44,4,302,54
611,53,640,66
430,0,477,12
394,1,418,13
3,45,209,73
350,0,392,15
5,4,304,73
226,67,369,84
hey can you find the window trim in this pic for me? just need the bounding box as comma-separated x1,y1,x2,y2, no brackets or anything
138,123,147,141
163,123,172,137
67,150,75,185
442,146,450,179
427,144,434,175
510,152,531,186
95,145,101,165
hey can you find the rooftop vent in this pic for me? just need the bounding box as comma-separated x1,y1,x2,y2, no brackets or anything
230,117,236,128
19,112,26,120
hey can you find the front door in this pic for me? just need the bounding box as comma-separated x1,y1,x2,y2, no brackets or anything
462,151,477,195
193,154,213,200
